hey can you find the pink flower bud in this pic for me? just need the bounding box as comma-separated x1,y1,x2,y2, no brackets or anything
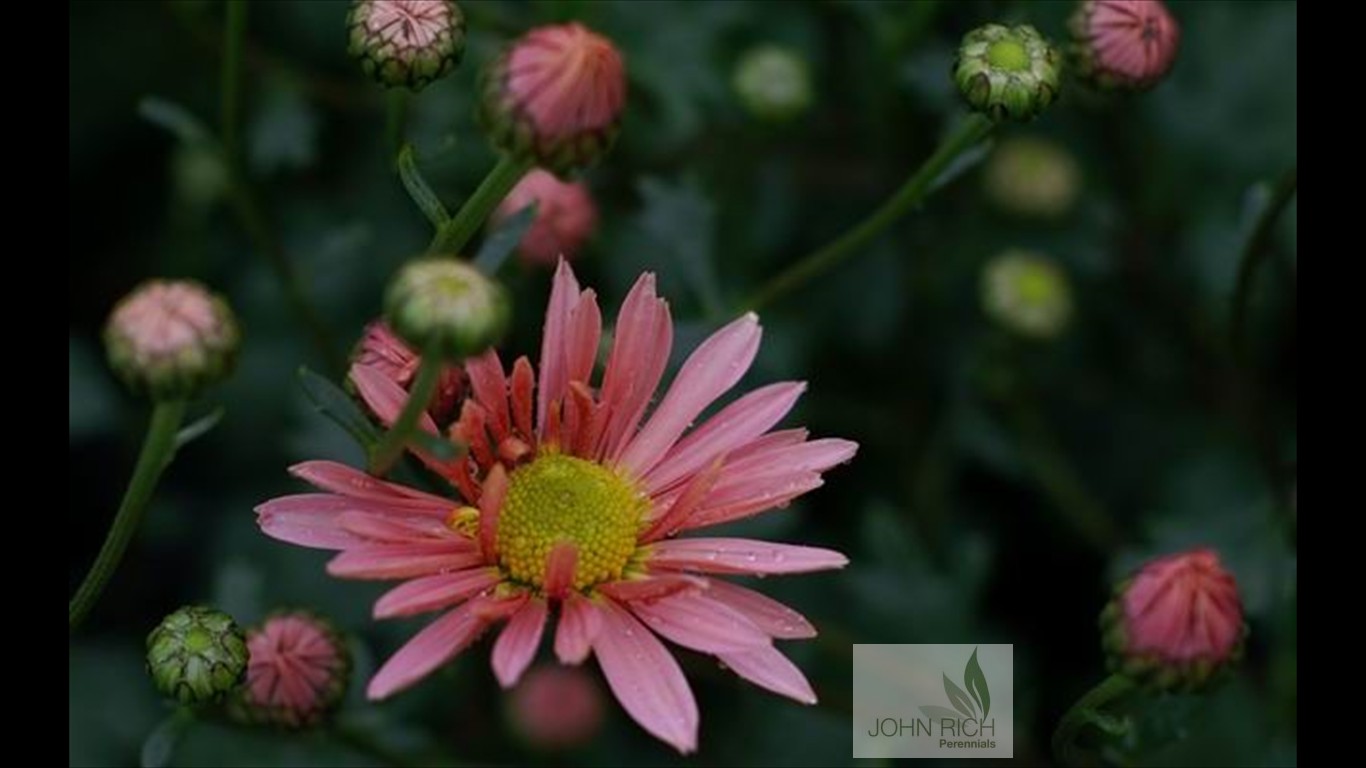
237,611,351,729
508,666,605,750
492,170,599,267
104,280,239,400
351,320,465,423
1070,0,1180,91
1102,548,1246,690
482,23,626,174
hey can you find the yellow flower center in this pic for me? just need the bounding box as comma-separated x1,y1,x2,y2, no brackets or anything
987,39,1030,72
1017,266,1061,305
497,453,648,591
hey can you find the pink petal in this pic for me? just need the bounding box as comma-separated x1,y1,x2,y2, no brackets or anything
598,273,672,459
597,573,707,603
537,259,581,438
491,599,548,688
256,494,366,550
713,438,858,483
627,591,770,653
337,511,463,544
367,594,519,700
543,542,579,599
510,356,536,440
641,458,723,543
465,350,510,439
554,592,602,665
478,464,507,563
648,538,849,575
701,579,817,639
372,568,502,619
288,461,452,510
718,645,817,704
618,313,762,478
592,600,699,754
351,364,459,476
326,544,485,580
565,289,602,386
683,475,824,532
643,382,806,495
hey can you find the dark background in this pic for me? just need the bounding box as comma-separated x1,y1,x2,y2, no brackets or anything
69,1,1297,765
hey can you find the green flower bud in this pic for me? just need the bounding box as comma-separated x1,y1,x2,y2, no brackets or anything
104,280,240,401
954,24,1061,122
983,136,1082,219
981,250,1072,339
348,0,465,92
384,258,510,360
146,606,249,706
732,45,813,122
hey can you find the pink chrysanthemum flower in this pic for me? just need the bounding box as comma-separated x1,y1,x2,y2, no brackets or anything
482,23,627,173
1071,0,1180,90
509,665,605,750
492,170,599,267
1101,547,1246,690
258,261,855,753
239,611,351,728
353,320,466,424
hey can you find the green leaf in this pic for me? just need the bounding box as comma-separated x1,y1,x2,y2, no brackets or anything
929,136,992,193
138,96,214,147
474,202,538,274
943,673,977,719
297,366,381,450
173,407,224,452
397,143,451,228
409,430,468,462
140,710,193,768
964,647,991,720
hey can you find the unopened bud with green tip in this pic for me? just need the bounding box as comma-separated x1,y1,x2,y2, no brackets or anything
954,24,1061,122
104,279,240,401
348,0,465,92
146,606,249,706
384,258,510,360
733,45,813,123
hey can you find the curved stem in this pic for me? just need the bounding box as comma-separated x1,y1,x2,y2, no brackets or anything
1051,674,1137,767
743,113,994,312
1230,167,1297,360
385,89,409,160
429,154,533,255
69,400,188,630
369,348,443,475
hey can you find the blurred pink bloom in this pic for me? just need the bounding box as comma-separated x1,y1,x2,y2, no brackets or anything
493,170,599,267
1074,0,1180,89
352,320,465,424
510,665,605,749
1120,548,1243,664
243,612,350,728
259,261,856,753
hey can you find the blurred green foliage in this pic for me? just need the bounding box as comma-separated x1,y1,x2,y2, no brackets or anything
70,1,1296,766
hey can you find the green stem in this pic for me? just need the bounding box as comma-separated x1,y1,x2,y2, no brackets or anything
369,348,443,475
743,113,994,312
1230,167,1297,359
218,0,341,374
1008,381,1123,553
220,0,247,167
1051,674,1137,767
69,400,188,630
429,154,533,255
385,89,409,160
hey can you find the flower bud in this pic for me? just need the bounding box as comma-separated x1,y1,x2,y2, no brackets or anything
954,24,1061,122
1070,0,1180,91
104,279,240,400
384,258,510,360
491,169,599,267
481,23,626,175
733,45,813,122
348,0,465,92
983,136,1082,219
233,611,352,729
981,250,1072,339
146,606,249,706
352,320,466,422
1101,548,1246,691
508,666,605,750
